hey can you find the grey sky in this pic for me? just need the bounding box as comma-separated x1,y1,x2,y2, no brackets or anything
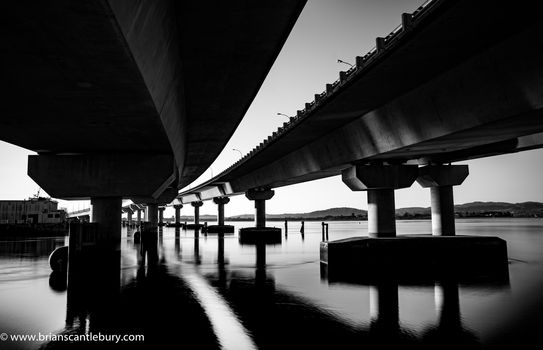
1,0,542,216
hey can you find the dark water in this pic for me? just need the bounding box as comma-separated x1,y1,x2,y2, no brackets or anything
0,219,542,349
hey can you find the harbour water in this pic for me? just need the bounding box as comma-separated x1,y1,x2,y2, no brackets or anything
1,218,542,349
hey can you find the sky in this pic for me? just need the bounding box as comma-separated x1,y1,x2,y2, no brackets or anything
1,0,542,218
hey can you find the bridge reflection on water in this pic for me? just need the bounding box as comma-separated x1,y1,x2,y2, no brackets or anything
2,220,543,349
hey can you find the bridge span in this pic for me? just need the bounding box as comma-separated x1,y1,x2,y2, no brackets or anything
2,0,305,249
178,0,543,240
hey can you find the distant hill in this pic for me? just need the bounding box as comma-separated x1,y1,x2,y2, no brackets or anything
179,215,216,221
227,207,366,221
395,207,430,216
455,201,543,211
270,202,542,220
176,202,543,222
271,207,366,219
454,201,543,217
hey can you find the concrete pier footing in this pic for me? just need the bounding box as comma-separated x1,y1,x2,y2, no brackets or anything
207,225,235,234
320,235,508,284
239,227,282,245
186,223,204,230
241,188,281,244
207,197,234,234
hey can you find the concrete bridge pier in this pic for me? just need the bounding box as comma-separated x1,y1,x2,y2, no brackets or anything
140,204,159,266
193,201,202,225
216,197,228,225
245,188,275,228
367,189,396,237
342,164,419,237
324,164,507,279
146,204,159,227
208,197,235,234
247,188,274,228
127,210,133,228
186,201,203,230
158,207,165,226
417,165,469,236
136,209,142,227
27,153,178,268
91,197,122,251
174,204,183,226
239,188,281,244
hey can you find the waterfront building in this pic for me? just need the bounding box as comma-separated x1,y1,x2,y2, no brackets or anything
0,197,66,224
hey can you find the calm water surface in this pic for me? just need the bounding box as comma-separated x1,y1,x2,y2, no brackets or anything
1,219,542,349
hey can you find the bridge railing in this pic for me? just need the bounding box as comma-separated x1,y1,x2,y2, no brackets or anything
213,0,442,180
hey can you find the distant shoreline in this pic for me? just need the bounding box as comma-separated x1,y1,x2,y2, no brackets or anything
194,201,543,222
225,214,538,222
172,215,541,223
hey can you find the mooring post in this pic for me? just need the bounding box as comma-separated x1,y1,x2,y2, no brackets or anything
321,222,325,241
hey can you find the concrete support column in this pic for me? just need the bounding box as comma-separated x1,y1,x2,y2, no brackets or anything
342,164,418,237
146,204,158,226
127,211,133,226
255,200,266,228
417,165,469,236
192,201,203,225
91,197,122,251
245,188,275,228
158,207,165,224
174,204,183,224
136,209,142,224
430,186,455,235
367,189,396,237
213,197,230,226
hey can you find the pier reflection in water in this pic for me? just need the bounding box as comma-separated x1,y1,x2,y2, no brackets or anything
1,219,542,349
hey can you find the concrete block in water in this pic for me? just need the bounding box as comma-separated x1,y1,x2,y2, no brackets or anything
207,225,235,234
320,235,508,284
186,224,205,230
239,227,282,245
